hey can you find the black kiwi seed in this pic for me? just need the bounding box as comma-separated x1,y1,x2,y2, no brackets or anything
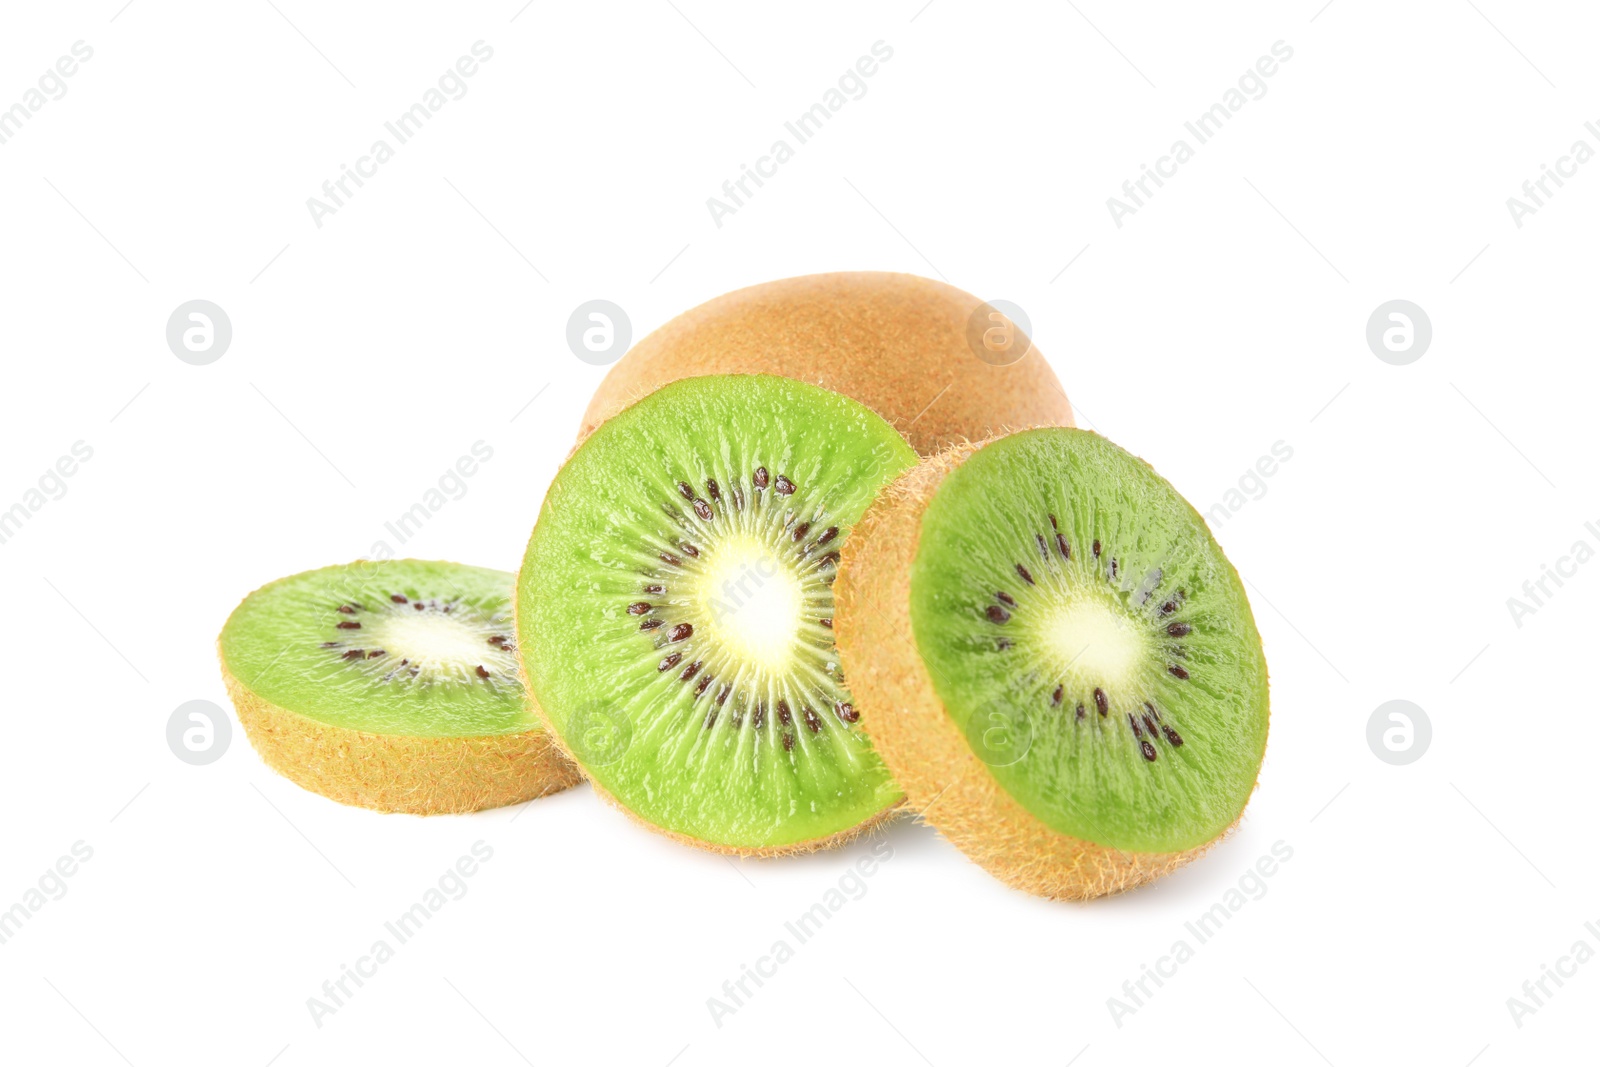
668,623,693,642
820,552,841,567
985,605,1011,623
1143,713,1160,737
1162,724,1184,747
680,542,699,558
716,686,731,706
706,478,720,500
1092,539,1101,557
368,650,384,659
835,701,859,724
627,602,652,615
1160,600,1178,616
1128,713,1143,738
677,481,694,501
1145,701,1160,720
1167,622,1191,636
680,660,702,681
391,594,408,604
753,467,769,489
1056,532,1071,559
792,521,811,542
640,619,662,631
1049,514,1059,528
1168,665,1190,680
1016,563,1035,585
1110,559,1119,578
695,674,713,696
476,665,491,679
337,605,356,614
694,499,713,521
753,704,766,728
342,649,364,660
1036,533,1049,559
703,707,719,729
1141,740,1158,762
337,621,361,630
1052,684,1063,707
815,526,838,547
1076,703,1086,720
996,591,1015,607
658,652,683,671
643,584,664,595
414,602,425,611
774,474,796,495
782,733,795,751
803,707,822,733
819,618,833,629
777,701,792,726
1093,688,1108,716
660,552,682,566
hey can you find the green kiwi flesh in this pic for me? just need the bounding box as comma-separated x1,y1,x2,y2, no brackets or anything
909,429,1269,853
517,375,918,852
220,560,534,737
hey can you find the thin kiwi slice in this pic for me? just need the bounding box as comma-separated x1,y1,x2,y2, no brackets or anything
220,560,579,814
836,429,1269,899
517,374,918,854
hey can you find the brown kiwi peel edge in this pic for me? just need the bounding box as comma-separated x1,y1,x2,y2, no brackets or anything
834,439,1244,901
218,562,583,816
577,272,1075,457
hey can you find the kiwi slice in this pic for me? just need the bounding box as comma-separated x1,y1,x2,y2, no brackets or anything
580,272,1074,456
219,560,579,814
518,374,918,854
835,429,1269,899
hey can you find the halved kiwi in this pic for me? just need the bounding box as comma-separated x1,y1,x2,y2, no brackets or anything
835,429,1269,899
219,560,579,814
580,272,1074,456
517,374,918,854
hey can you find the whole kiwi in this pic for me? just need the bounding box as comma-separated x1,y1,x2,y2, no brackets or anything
579,272,1074,456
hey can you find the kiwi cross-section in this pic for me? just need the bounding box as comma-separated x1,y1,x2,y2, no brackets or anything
517,375,918,855
835,429,1269,899
219,560,579,814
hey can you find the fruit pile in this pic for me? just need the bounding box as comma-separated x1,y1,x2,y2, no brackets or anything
218,273,1269,901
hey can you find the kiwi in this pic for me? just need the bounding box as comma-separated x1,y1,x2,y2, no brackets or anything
579,272,1074,456
219,559,580,814
835,429,1269,899
517,374,918,854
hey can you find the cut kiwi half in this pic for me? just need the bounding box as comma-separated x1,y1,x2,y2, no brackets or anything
580,272,1075,456
517,374,918,854
835,429,1269,899
219,560,580,814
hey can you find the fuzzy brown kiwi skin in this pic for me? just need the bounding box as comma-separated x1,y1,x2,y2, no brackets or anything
834,438,1252,901
219,562,581,816
578,272,1073,457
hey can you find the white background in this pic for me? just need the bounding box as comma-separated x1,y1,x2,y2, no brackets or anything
0,1,1592,1064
